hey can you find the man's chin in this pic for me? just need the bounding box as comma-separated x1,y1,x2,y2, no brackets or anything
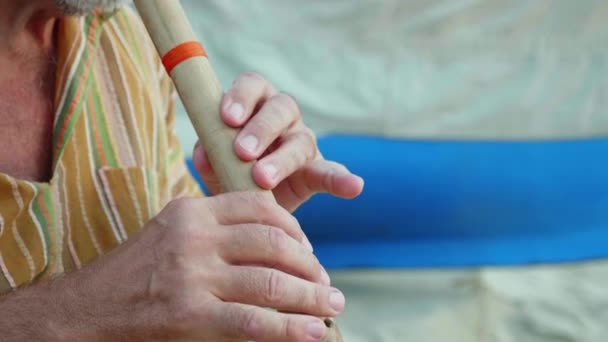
54,0,131,16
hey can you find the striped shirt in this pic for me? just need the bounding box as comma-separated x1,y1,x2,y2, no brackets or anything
0,9,202,294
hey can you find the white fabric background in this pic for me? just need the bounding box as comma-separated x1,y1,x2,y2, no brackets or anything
176,0,608,152
168,1,608,341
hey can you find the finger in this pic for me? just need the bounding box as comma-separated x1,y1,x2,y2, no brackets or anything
252,128,318,189
234,93,301,161
205,192,311,249
192,141,213,176
192,142,223,195
222,72,277,127
291,160,365,199
211,301,328,342
219,224,330,285
216,266,345,318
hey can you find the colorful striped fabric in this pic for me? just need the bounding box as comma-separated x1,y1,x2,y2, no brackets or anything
0,9,203,294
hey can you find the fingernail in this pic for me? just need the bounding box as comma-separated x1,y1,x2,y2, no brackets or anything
227,102,244,122
306,319,326,341
329,289,345,313
239,134,259,154
321,268,331,286
262,163,278,182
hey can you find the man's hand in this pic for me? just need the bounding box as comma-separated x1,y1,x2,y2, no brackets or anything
1,193,342,342
192,72,364,212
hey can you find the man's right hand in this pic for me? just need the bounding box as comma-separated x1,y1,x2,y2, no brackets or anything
4,192,343,342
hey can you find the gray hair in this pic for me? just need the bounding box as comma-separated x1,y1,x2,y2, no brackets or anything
54,0,131,15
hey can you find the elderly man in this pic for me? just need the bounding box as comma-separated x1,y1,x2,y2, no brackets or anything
0,0,364,341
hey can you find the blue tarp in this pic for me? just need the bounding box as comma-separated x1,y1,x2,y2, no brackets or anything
188,135,608,269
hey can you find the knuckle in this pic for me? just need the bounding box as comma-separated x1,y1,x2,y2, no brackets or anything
267,227,289,254
264,270,286,305
249,192,276,218
300,128,318,149
305,255,323,277
160,198,183,219
149,213,170,233
154,198,195,234
158,199,216,248
326,160,349,173
284,315,301,341
252,114,276,134
162,197,195,220
242,71,265,82
240,307,260,338
314,259,324,276
287,216,305,242
273,92,300,117
295,131,317,161
281,132,315,171
209,196,230,221
302,126,317,143
313,284,326,310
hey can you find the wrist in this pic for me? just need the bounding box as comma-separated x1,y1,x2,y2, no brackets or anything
44,275,91,341
0,276,78,341
49,266,159,341
45,270,130,341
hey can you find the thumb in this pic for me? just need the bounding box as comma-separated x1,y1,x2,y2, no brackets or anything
192,141,223,195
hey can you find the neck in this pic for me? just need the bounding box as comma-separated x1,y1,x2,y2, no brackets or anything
0,0,58,122
0,0,59,182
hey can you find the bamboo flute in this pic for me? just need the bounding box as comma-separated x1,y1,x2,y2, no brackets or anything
133,1,343,341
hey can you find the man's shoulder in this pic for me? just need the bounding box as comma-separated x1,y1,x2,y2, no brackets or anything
98,6,149,41
69,7,176,140
91,6,163,77
81,6,173,108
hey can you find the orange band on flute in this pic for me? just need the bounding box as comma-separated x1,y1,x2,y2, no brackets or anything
162,41,207,74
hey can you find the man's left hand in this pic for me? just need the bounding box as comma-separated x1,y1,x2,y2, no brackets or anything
192,72,364,212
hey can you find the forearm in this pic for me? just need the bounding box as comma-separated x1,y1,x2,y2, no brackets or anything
0,270,133,341
0,262,157,341
0,276,75,341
